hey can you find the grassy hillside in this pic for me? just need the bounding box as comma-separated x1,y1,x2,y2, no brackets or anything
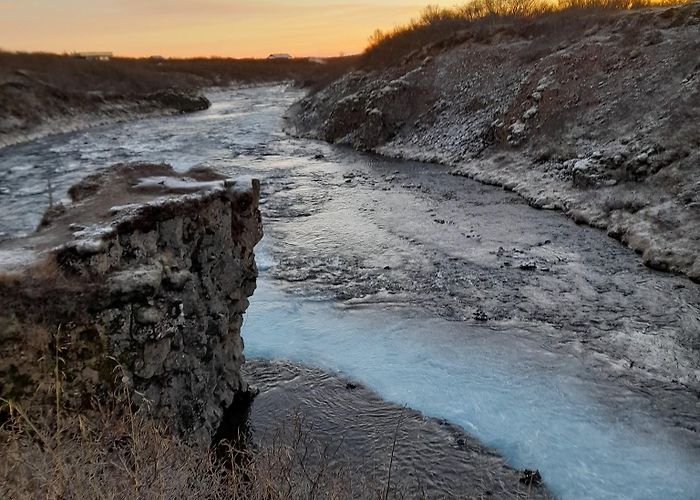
361,0,692,68
0,52,358,93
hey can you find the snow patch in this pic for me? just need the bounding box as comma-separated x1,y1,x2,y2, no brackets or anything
135,176,225,192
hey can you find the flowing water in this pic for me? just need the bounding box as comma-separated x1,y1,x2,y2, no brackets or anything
1,84,699,499
246,249,700,499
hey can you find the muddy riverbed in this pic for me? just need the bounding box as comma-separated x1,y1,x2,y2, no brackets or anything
1,85,698,499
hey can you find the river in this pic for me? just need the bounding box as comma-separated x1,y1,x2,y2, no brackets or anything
1,85,699,499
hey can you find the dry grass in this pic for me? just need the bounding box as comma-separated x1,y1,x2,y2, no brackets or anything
362,0,692,67
0,318,400,499
0,52,358,95
0,51,358,138
0,368,393,500
0,403,372,499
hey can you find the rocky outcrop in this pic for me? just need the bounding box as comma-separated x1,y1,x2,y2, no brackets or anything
0,163,262,444
289,3,700,282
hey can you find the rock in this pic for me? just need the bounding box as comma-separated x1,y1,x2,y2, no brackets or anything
1,163,262,446
689,258,700,283
148,90,211,113
523,106,539,120
519,261,537,271
165,269,193,289
509,121,526,135
135,306,162,325
635,153,649,164
109,265,163,295
139,338,172,379
536,74,556,92
520,469,543,486
508,121,527,144
474,309,488,321
571,159,601,188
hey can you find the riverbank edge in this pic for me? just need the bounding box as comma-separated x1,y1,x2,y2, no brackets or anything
0,91,213,151
375,144,700,285
242,357,552,498
0,82,304,152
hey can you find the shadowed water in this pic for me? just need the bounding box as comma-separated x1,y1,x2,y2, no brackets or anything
244,249,700,500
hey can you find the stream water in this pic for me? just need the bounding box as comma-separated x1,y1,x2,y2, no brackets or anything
246,246,700,499
1,85,699,499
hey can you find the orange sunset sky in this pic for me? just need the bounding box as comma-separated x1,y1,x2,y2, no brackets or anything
0,0,463,58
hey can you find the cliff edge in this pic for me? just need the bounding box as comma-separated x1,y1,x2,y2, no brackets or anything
0,163,262,444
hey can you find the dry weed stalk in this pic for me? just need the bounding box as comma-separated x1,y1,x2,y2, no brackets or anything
0,367,403,499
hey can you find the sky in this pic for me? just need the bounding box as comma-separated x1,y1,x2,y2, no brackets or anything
0,0,462,58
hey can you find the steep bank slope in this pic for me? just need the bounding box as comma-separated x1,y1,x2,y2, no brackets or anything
290,3,700,281
0,163,262,444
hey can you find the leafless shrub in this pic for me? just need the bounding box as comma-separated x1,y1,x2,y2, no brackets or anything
0,378,389,500
362,0,691,68
0,52,358,95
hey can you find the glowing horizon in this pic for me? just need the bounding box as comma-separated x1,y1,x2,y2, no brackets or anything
0,1,464,58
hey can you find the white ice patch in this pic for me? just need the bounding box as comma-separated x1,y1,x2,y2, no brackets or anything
108,204,143,216
134,176,225,192
64,224,117,255
0,248,39,271
225,175,256,194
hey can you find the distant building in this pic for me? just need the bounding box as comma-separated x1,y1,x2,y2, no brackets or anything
75,52,113,61
268,53,292,60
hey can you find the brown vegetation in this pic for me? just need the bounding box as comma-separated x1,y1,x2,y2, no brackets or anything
0,52,358,95
362,0,692,68
0,51,358,146
0,382,379,499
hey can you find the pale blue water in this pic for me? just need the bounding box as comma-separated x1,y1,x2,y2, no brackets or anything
244,254,700,500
